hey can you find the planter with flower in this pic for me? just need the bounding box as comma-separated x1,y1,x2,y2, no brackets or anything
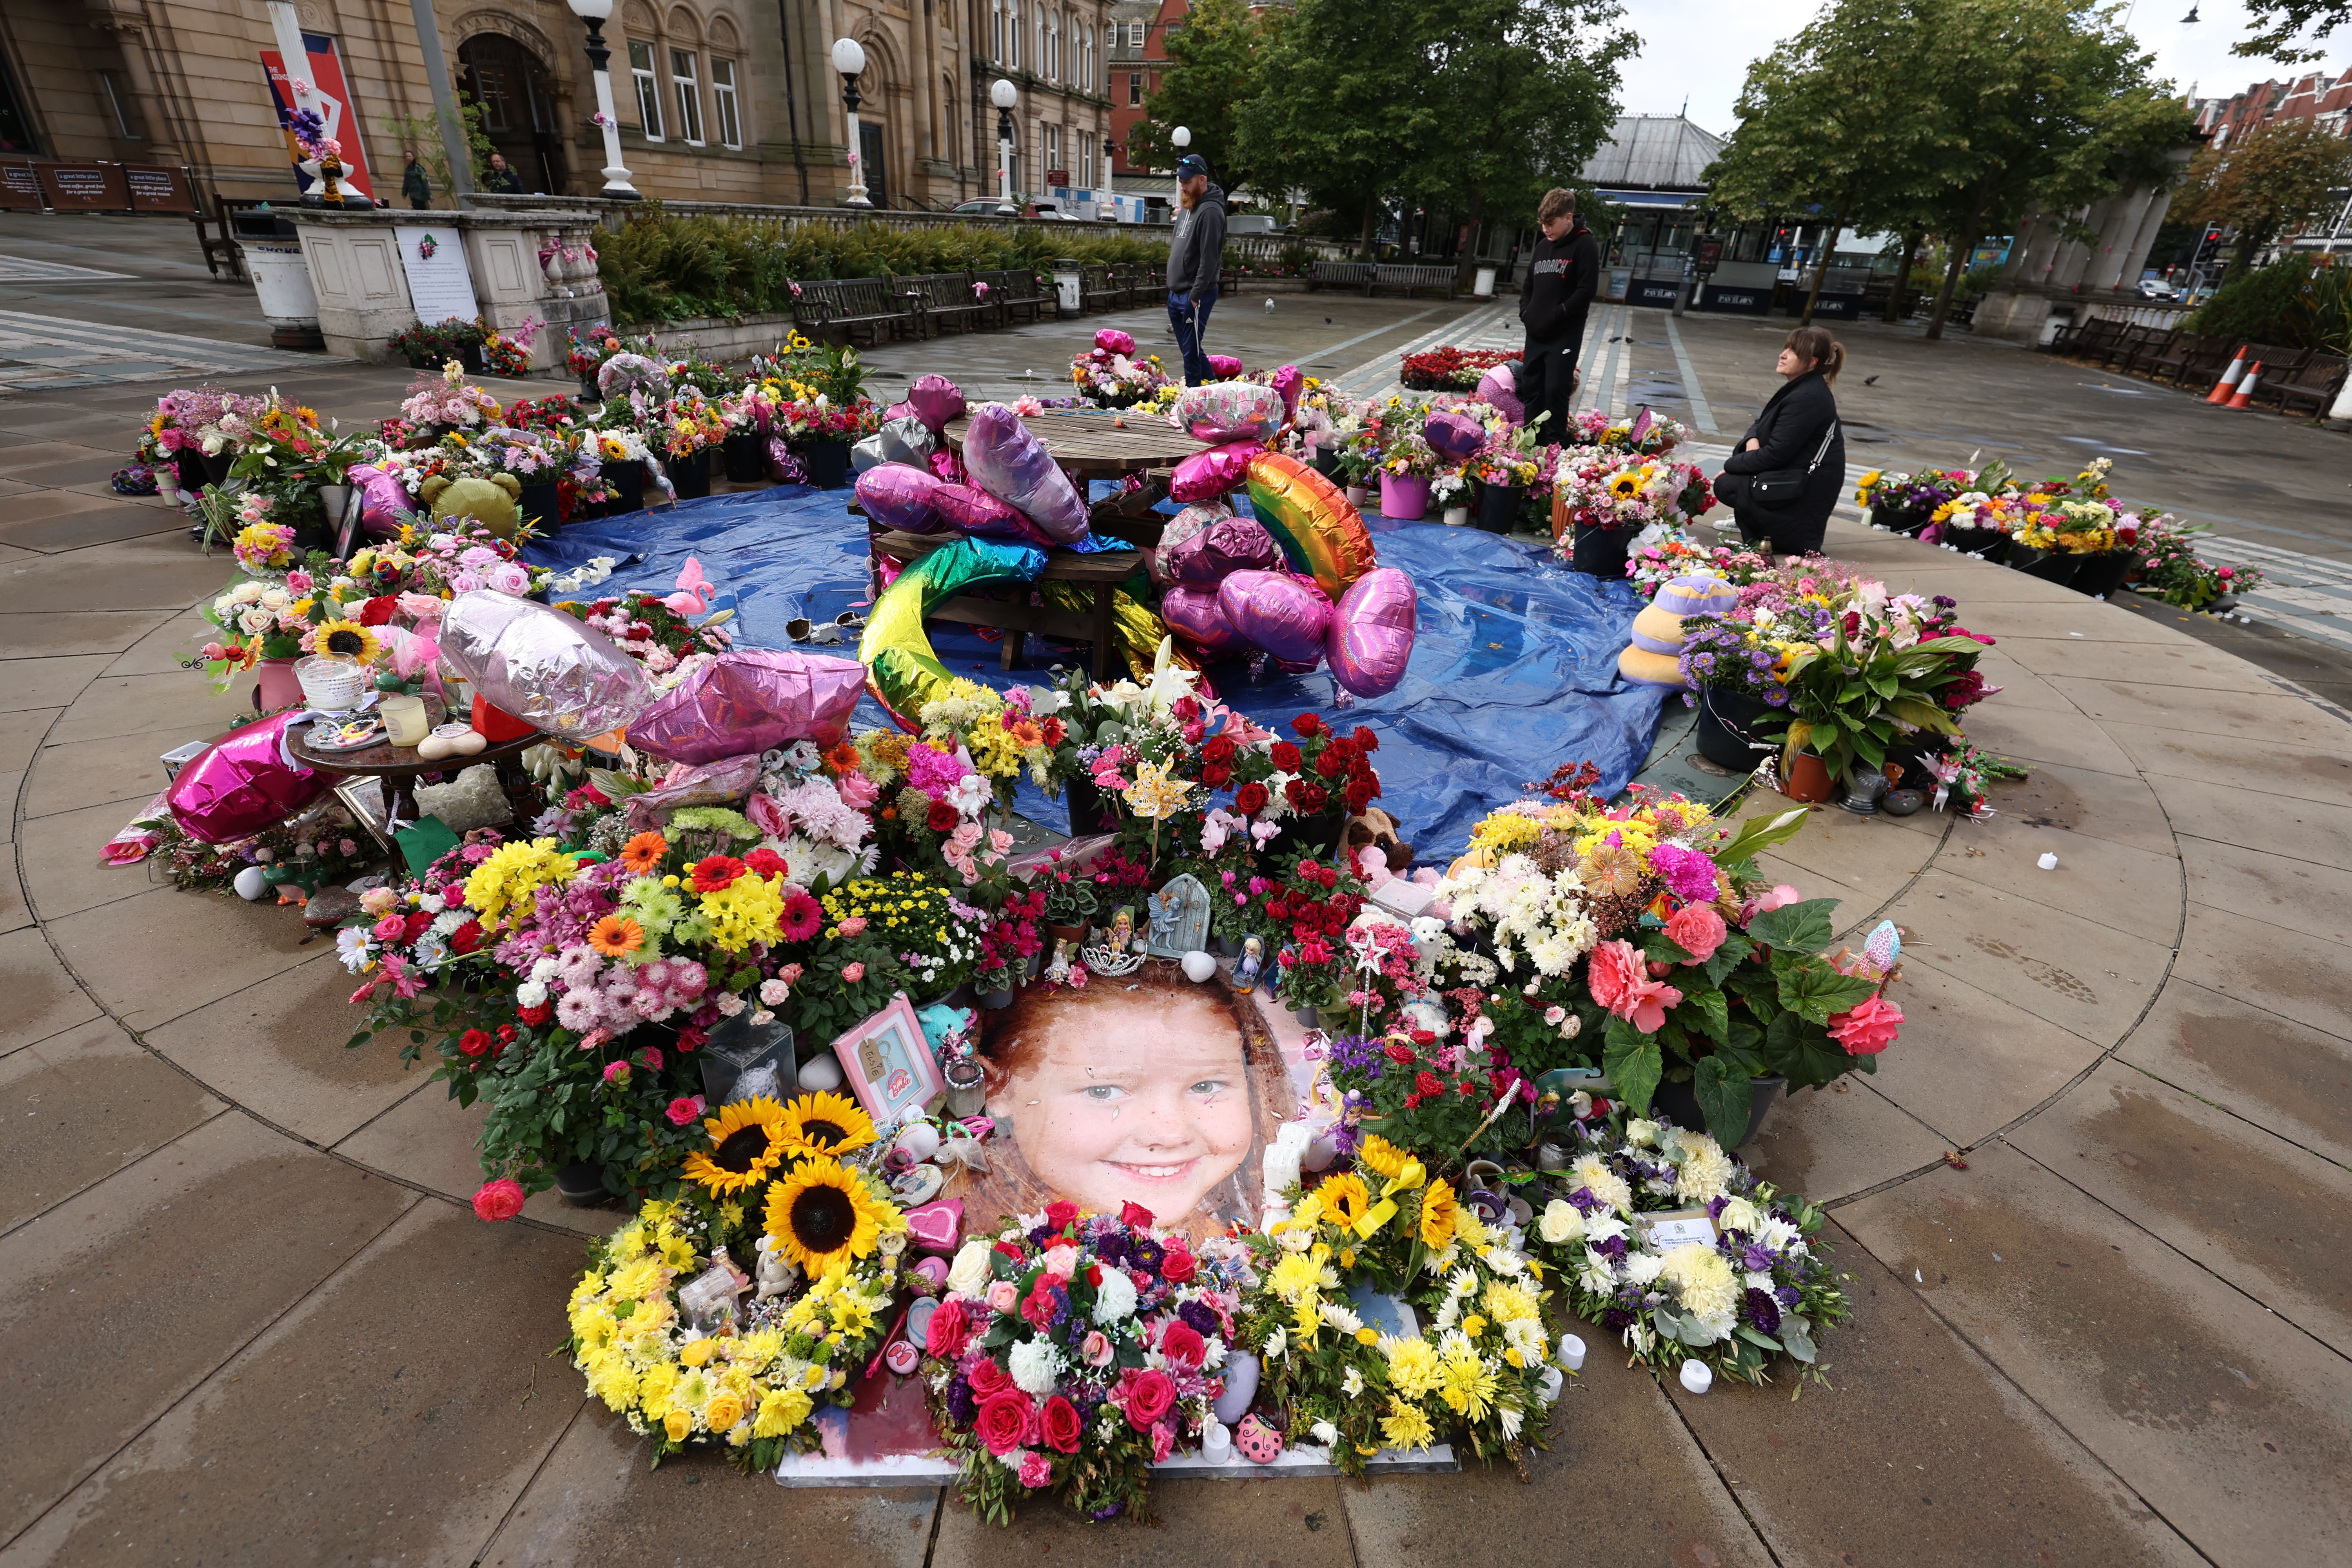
654,388,730,499
1769,583,1994,795
141,384,248,497
2011,497,2138,597
1357,396,1445,520
1565,408,1690,457
1550,447,1714,579
1626,532,1772,600
554,588,734,681
2128,512,2260,610
387,317,488,371
922,1204,1253,1524
1399,346,1521,391
1525,1113,1850,1388
1463,411,1556,534
1854,465,1981,536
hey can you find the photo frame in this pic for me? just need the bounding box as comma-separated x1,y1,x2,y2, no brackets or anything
330,484,365,560
332,777,396,853
830,991,941,1127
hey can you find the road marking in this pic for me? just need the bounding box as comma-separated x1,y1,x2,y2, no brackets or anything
1299,306,1445,373
0,310,329,389
1331,300,1513,399
0,257,132,281
1664,313,1718,434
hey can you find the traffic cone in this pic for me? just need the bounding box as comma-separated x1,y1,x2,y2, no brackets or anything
2205,345,2250,403
2227,361,2264,410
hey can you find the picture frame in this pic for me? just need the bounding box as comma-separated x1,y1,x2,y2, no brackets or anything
332,777,396,853
329,483,365,560
830,991,940,1127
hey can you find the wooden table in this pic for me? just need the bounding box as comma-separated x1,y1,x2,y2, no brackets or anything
939,408,1205,547
868,527,1142,679
287,714,539,858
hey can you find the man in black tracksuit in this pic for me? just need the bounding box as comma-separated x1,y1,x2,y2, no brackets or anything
1517,187,1600,441
1166,154,1227,385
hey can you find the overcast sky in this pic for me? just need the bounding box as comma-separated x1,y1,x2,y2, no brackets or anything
1614,0,2334,136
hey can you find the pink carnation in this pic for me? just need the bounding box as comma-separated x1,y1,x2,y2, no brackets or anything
1827,995,1903,1055
1586,938,1683,1034
1017,1450,1053,1488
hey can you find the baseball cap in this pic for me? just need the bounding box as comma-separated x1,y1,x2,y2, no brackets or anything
1175,154,1208,181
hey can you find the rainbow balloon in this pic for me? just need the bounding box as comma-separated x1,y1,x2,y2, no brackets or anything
1243,452,1377,601
859,537,1048,727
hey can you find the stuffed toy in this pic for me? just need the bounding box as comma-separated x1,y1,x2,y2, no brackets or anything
417,472,523,539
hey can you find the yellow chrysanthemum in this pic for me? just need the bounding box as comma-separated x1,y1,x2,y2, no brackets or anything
1380,1400,1436,1451
1384,1335,1443,1399
699,871,785,953
753,1386,814,1439
762,1155,896,1273
1437,1349,1499,1420
463,837,579,930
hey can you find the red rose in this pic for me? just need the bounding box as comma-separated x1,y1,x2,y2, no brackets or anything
516,1002,552,1026
1123,1368,1176,1431
1159,1244,1196,1284
1119,1200,1156,1228
1384,1042,1417,1065
1202,735,1237,765
1291,714,1323,738
743,847,788,880
926,798,960,833
1270,742,1302,772
1349,726,1378,753
1315,747,1348,779
1045,1200,1079,1231
968,1357,1014,1399
495,1024,517,1045
1041,1393,1083,1454
1234,782,1269,817
1158,1320,1206,1368
688,855,744,893
1344,778,1376,813
1285,779,1310,808
457,1028,493,1057
1415,1070,1445,1098
1299,780,1330,812
927,1299,973,1359
471,1178,525,1222
975,1390,1034,1455
1201,762,1232,789
358,595,400,626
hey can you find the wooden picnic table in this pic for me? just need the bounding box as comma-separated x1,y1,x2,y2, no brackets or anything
868,526,1142,680
939,407,1203,546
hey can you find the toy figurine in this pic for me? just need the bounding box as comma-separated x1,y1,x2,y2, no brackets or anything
1045,936,1074,984
1233,934,1263,992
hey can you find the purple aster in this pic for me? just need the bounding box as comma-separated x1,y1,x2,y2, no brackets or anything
1601,1307,1637,1334
945,1375,976,1424
1129,1238,1165,1274
1776,1285,1802,1307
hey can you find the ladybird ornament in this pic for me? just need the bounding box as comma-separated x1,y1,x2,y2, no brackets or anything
1234,1412,1283,1465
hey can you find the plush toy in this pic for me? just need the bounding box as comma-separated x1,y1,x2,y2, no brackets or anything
1617,572,1738,688
418,472,524,539
1345,806,1413,871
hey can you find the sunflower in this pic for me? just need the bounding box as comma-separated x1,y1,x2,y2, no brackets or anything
309,618,380,663
587,914,644,957
1418,1180,1459,1249
619,832,669,874
1606,471,1642,501
1316,1172,1372,1230
680,1098,791,1197
763,1155,893,1272
1356,1134,1412,1181
775,1091,878,1159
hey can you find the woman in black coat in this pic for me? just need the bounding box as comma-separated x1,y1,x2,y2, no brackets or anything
1715,325,1845,557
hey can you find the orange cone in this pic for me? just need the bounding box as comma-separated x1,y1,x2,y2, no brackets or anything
2206,345,2250,403
2226,361,2264,410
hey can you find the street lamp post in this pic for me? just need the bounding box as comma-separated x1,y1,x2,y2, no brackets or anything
831,37,870,208
991,78,1018,215
564,0,639,199
1101,135,1116,218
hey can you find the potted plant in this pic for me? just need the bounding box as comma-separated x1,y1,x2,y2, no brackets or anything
1775,586,1991,791
1676,614,1795,772
658,390,726,500
1041,874,1098,947
1551,446,1715,579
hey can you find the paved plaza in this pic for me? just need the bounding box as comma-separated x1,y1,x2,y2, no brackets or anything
1,213,2348,1566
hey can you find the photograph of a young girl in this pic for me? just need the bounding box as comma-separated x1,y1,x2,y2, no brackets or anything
946,965,1290,1242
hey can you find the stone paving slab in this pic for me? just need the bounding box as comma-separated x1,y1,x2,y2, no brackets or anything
44,885,325,1034
2103,723,2352,811
0,1015,224,1232
0,655,115,713
1851,958,2109,1147
1932,812,2185,947
2116,976,2352,1169
330,1074,630,1239
2179,838,2352,951
2173,902,2352,1044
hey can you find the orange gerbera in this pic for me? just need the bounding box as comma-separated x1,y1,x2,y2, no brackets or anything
588,914,644,957
822,741,863,777
1004,716,1044,747
618,832,668,874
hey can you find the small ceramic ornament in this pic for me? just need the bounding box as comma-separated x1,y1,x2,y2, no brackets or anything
896,1121,944,1163
1180,949,1216,982
232,864,270,901
902,1197,964,1254
1211,1350,1260,1423
797,1051,845,1092
891,1162,945,1205
1234,1412,1283,1464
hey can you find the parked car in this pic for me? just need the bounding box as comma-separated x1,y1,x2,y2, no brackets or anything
949,198,1083,221
2136,278,2180,301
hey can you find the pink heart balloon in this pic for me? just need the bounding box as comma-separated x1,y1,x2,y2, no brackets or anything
855,463,951,534
1326,566,1417,698
1216,569,1332,664
165,711,332,845
907,374,965,432
1160,583,1254,657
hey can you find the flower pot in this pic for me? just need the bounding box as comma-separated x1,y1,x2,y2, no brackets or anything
1214,931,1251,958
201,449,233,486
578,374,601,402
174,447,209,497
1270,807,1344,860
978,985,1015,1010
409,354,440,371
721,430,767,483
2011,545,2080,588
1475,480,1523,534
2071,550,2135,599
669,447,712,500
1062,774,1121,837
1292,1004,1320,1027
1378,472,1430,521
517,480,561,532
1940,525,2009,563
1315,1005,1354,1036
1694,686,1783,771
1782,750,1837,803
1309,450,1344,484
1870,505,1934,537
1650,1074,1788,1149
459,343,486,375
554,1160,612,1207
1569,521,1632,579
801,438,853,489
1441,505,1471,527
937,982,976,1010
1344,484,1370,508
254,656,304,712
599,460,645,515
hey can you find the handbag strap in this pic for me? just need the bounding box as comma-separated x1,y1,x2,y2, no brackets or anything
1804,419,1840,475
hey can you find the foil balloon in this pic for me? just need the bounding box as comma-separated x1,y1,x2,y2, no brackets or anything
851,416,939,474
165,711,333,845
628,650,867,764
1271,364,1304,424
1147,501,1230,586
438,590,653,740
933,481,1054,546
1206,354,1244,379
1095,328,1136,356
882,399,918,424
1475,361,1523,425
346,463,418,541
963,403,1091,544
860,537,1049,726
1217,570,1332,664
1326,566,1416,699
855,463,952,534
1425,408,1485,463
1159,583,1253,657
1167,440,1259,503
907,374,966,432
1243,451,1378,599
1163,514,1278,585
1172,381,1284,444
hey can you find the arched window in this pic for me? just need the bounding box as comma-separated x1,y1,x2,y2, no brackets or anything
1047,11,1060,81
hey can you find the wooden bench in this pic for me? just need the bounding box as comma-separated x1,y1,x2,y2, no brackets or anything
2139,330,2215,386
902,271,990,338
795,276,921,346
2112,325,2175,375
976,267,1049,327
2055,315,2122,360
1079,264,1123,314
2167,334,2237,389
2261,352,2347,417
1371,264,1459,299
192,192,258,281
868,526,1142,680
1310,261,1375,291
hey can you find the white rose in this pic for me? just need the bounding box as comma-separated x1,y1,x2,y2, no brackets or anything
1719,1197,1763,1234
1624,1118,1660,1148
945,1240,994,1298
1537,1201,1584,1246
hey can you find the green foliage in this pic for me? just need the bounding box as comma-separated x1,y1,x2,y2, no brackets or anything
1128,0,1270,193
2170,118,2352,280
2236,0,2350,63
2185,252,2323,348
596,204,1171,326
380,102,494,196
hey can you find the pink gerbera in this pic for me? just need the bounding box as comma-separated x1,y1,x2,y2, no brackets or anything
780,890,823,942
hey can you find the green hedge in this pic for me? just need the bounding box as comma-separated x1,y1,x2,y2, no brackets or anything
598,205,1173,326
2183,253,2352,356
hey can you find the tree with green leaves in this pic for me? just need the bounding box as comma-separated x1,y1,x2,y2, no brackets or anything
2170,116,2352,281
1232,0,1431,254
1125,0,1270,200
2236,0,2347,62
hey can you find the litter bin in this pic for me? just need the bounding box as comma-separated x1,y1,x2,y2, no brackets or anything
1054,260,1082,319
1473,265,1497,299
233,207,324,351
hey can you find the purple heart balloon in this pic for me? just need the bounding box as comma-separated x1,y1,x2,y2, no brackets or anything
166,711,332,845
933,481,1054,546
907,374,966,432
1164,515,1279,585
964,403,1090,544
1327,566,1417,699
855,463,951,534
1425,409,1485,463
628,650,868,764
1217,569,1332,664
1160,583,1254,657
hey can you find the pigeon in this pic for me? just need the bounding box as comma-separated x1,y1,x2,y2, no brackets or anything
1325,317,1333,324
1864,374,1880,385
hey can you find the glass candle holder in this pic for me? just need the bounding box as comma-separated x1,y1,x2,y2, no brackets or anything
378,693,429,746
294,655,365,712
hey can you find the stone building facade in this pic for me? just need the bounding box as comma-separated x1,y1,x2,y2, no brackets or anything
0,0,1113,210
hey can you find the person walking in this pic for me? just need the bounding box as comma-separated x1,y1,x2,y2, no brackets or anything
1516,188,1599,441
482,152,528,195
400,150,433,210
1165,153,1227,386
1714,325,1846,557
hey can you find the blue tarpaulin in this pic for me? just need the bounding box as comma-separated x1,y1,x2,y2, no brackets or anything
524,486,1665,860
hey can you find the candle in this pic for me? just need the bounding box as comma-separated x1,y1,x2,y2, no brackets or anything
1679,1359,1713,1395
2037,851,2059,870
1201,1421,1232,1463
1556,1334,1586,1373
1538,1366,1564,1405
379,693,428,746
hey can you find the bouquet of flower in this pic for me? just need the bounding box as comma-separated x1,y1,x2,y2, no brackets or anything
552,587,733,679
1855,466,1978,518
2129,513,2259,608
128,802,373,890
478,316,542,378
1071,328,1172,409
1527,1114,1848,1387
566,328,659,384
1566,408,1689,456
657,390,729,457
1774,580,1995,778
399,362,503,430
1266,852,1374,1016
2015,496,2135,557
1551,447,1713,539
751,333,869,407
1399,346,1520,391
924,1203,1251,1524
347,519,549,606
142,385,234,463
1626,533,1771,599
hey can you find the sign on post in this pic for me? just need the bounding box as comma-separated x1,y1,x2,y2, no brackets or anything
394,225,481,327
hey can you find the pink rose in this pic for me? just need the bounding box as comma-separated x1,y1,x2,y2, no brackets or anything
1586,939,1683,1034
746,791,792,838
838,916,868,937
1664,904,1729,964
486,562,532,596
664,1094,705,1126
1827,995,1903,1055
986,1280,1020,1315
1157,1320,1206,1369
834,769,878,809
601,1060,631,1084
975,1390,1034,1455
968,1357,1013,1399
1016,1450,1053,1488
1081,1330,1114,1367
1122,1368,1176,1432
927,1298,974,1359
841,962,866,983
372,914,407,942
471,1178,526,1222
1042,1244,1079,1278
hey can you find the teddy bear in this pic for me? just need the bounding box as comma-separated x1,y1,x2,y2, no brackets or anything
1344,805,1413,871
416,472,523,539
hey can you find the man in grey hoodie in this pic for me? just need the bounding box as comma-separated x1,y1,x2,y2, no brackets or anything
1166,154,1226,385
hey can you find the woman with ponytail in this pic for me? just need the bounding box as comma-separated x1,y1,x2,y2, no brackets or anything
1713,325,1846,557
